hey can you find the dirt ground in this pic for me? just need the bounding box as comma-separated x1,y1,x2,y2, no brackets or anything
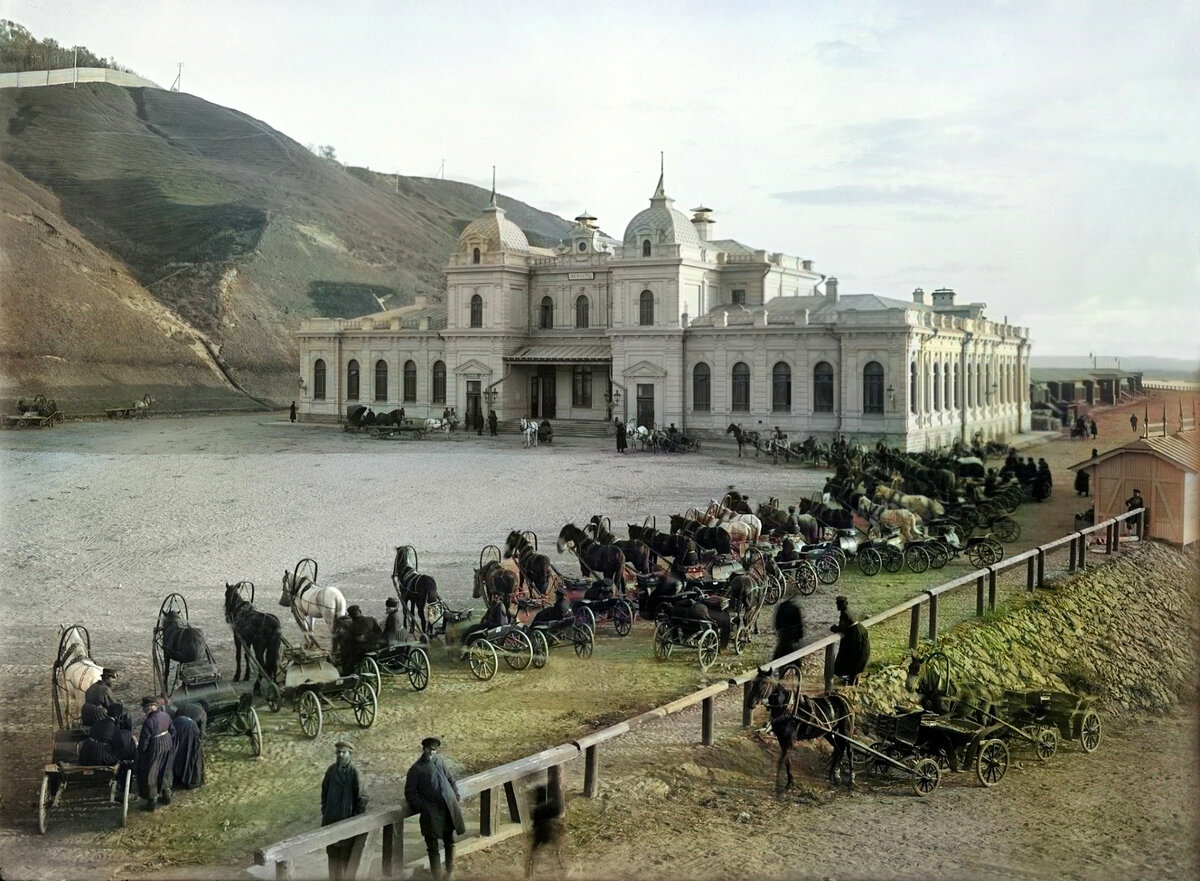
0,393,1196,881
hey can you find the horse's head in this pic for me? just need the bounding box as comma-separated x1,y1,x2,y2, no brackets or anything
161,609,184,631
726,423,738,435
279,571,294,607
556,523,578,554
745,667,778,711
224,583,240,620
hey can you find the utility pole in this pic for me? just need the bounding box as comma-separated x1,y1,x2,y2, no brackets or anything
170,62,182,92
73,48,77,88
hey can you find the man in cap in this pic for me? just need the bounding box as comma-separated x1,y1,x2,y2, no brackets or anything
829,596,871,686
383,597,403,647
82,668,123,726
135,696,175,811
406,737,465,881
321,741,368,881
531,587,572,628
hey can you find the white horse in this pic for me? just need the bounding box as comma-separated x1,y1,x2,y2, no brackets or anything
705,500,763,543
57,625,102,726
134,393,154,417
519,418,539,448
279,560,347,646
422,417,452,434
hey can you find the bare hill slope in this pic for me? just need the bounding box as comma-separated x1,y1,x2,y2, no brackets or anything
0,82,573,410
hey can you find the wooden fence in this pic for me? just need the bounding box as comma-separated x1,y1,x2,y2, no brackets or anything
253,509,1144,879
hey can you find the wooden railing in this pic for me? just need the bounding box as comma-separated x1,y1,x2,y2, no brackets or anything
253,509,1144,879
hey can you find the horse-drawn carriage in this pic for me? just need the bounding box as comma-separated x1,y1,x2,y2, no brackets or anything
4,394,65,428
851,706,1008,787
41,626,132,832
104,394,153,420
457,623,539,682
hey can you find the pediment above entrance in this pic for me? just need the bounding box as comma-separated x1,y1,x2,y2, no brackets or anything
623,360,668,379
453,359,492,376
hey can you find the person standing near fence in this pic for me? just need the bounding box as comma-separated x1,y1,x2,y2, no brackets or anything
321,741,368,881
829,596,870,686
406,736,466,881
524,778,566,881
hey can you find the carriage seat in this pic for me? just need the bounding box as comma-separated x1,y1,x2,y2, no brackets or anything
52,728,87,764
636,572,665,588
179,661,221,688
665,614,716,634
530,618,576,634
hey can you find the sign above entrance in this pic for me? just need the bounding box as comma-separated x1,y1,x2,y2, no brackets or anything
568,272,595,280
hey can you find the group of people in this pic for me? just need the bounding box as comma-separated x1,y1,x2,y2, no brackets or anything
1000,452,1053,501
322,736,563,881
1071,414,1098,439
79,669,205,813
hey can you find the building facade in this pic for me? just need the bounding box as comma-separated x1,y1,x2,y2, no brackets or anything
297,175,1031,450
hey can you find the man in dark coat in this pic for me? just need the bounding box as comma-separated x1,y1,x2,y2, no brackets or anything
459,594,510,652
289,401,297,423
82,668,120,725
135,696,175,811
829,596,871,685
1125,488,1147,534
322,741,368,881
615,418,627,453
531,588,572,627
171,712,205,789
406,737,465,881
488,408,498,436
474,408,484,436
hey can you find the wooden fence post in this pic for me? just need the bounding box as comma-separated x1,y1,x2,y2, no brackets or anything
1036,549,1045,587
1026,556,1035,590
480,787,500,836
988,568,997,610
583,745,599,798
975,575,985,617
909,605,920,650
382,822,400,878
275,860,293,881
823,644,836,693
927,593,939,641
1112,522,1120,553
1106,523,1114,555
1069,538,1077,572
701,696,714,746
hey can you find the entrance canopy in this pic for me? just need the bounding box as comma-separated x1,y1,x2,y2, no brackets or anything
504,344,611,364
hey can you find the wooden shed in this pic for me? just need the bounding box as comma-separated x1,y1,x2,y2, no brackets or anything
1070,429,1199,546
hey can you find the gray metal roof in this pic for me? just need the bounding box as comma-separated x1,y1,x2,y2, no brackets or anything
1068,429,1199,473
504,344,612,363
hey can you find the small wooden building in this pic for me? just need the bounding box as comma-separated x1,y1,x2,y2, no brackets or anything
1070,430,1199,546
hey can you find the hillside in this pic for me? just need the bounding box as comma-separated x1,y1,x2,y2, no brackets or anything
0,82,573,411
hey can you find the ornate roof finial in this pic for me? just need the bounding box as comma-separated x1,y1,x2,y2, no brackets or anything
489,166,497,207
653,151,666,199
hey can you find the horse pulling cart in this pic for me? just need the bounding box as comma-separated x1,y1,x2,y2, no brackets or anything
457,624,538,682
4,394,65,428
41,626,132,833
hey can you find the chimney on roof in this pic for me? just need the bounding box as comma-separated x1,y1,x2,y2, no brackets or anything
802,260,813,271
825,277,838,302
690,205,713,242
912,287,927,306
931,287,955,309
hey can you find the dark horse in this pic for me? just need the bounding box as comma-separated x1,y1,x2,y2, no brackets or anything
392,545,441,639
668,514,733,557
223,582,281,690
159,610,208,694
504,531,556,596
725,423,760,458
746,667,855,791
557,523,627,589
628,523,700,570
473,559,520,613
585,516,655,575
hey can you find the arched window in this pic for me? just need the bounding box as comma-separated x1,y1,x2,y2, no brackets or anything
539,296,553,329
471,247,481,265
403,360,417,402
470,294,483,328
910,362,918,414
313,359,326,400
813,361,834,412
966,364,974,408
771,362,791,412
575,295,589,329
346,359,360,401
944,361,952,410
642,239,651,257
432,360,446,404
639,290,654,326
953,363,960,409
374,360,388,402
731,362,750,412
933,362,941,411
693,363,711,412
863,361,884,414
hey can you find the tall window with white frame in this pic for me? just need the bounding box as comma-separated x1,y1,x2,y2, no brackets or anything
863,361,884,414
731,289,746,306
639,290,654,326
813,362,834,413
403,360,417,402
313,359,326,400
575,295,589,329
470,294,483,328
944,361,952,410
910,362,918,414
347,359,360,401
642,239,651,257
374,360,389,402
539,296,553,329
572,366,592,407
693,363,711,411
731,362,750,412
933,363,941,410
432,360,446,404
771,362,791,412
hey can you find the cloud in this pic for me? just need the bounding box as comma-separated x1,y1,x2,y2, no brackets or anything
813,38,882,69
770,183,984,208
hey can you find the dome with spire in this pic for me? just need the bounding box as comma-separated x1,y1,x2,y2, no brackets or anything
622,171,701,249
456,192,530,255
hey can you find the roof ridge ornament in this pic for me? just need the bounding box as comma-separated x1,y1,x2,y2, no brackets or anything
489,165,497,208
653,151,666,200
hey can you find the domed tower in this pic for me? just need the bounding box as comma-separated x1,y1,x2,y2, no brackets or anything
445,184,532,333
622,169,701,258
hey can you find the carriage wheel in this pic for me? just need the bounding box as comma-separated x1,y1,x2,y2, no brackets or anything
503,630,535,671
1079,710,1102,753
815,555,840,585
981,538,1003,565
573,626,594,659
1035,726,1058,761
763,574,781,605
912,758,941,796
652,623,672,660
406,647,431,691
297,690,323,739
926,541,950,570
352,681,377,728
356,656,382,696
530,629,549,669
37,773,51,834
858,549,882,576
966,542,989,569
882,546,904,573
975,738,1009,786
905,545,930,574
612,599,634,636
469,641,498,681
697,629,719,670
744,547,767,583
574,605,596,633
733,625,751,655
993,517,1020,543
247,707,263,757
796,562,818,596
266,680,283,713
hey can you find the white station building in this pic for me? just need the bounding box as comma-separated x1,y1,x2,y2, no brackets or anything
297,174,1031,449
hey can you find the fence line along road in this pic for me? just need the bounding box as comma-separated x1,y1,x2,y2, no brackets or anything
252,509,1146,880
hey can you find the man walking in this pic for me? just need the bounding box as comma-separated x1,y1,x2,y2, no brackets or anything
488,408,498,436
321,741,368,881
1130,413,1138,434
289,401,297,423
406,737,465,881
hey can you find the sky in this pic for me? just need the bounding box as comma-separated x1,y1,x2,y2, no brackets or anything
6,0,1200,363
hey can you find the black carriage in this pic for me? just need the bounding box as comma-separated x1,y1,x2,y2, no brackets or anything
526,617,594,662
169,659,263,757
853,707,1011,788
652,613,723,670
554,574,636,637
41,626,132,833
422,600,475,641
152,593,215,696
995,688,1102,754
923,520,1004,569
457,623,538,682
357,641,432,694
